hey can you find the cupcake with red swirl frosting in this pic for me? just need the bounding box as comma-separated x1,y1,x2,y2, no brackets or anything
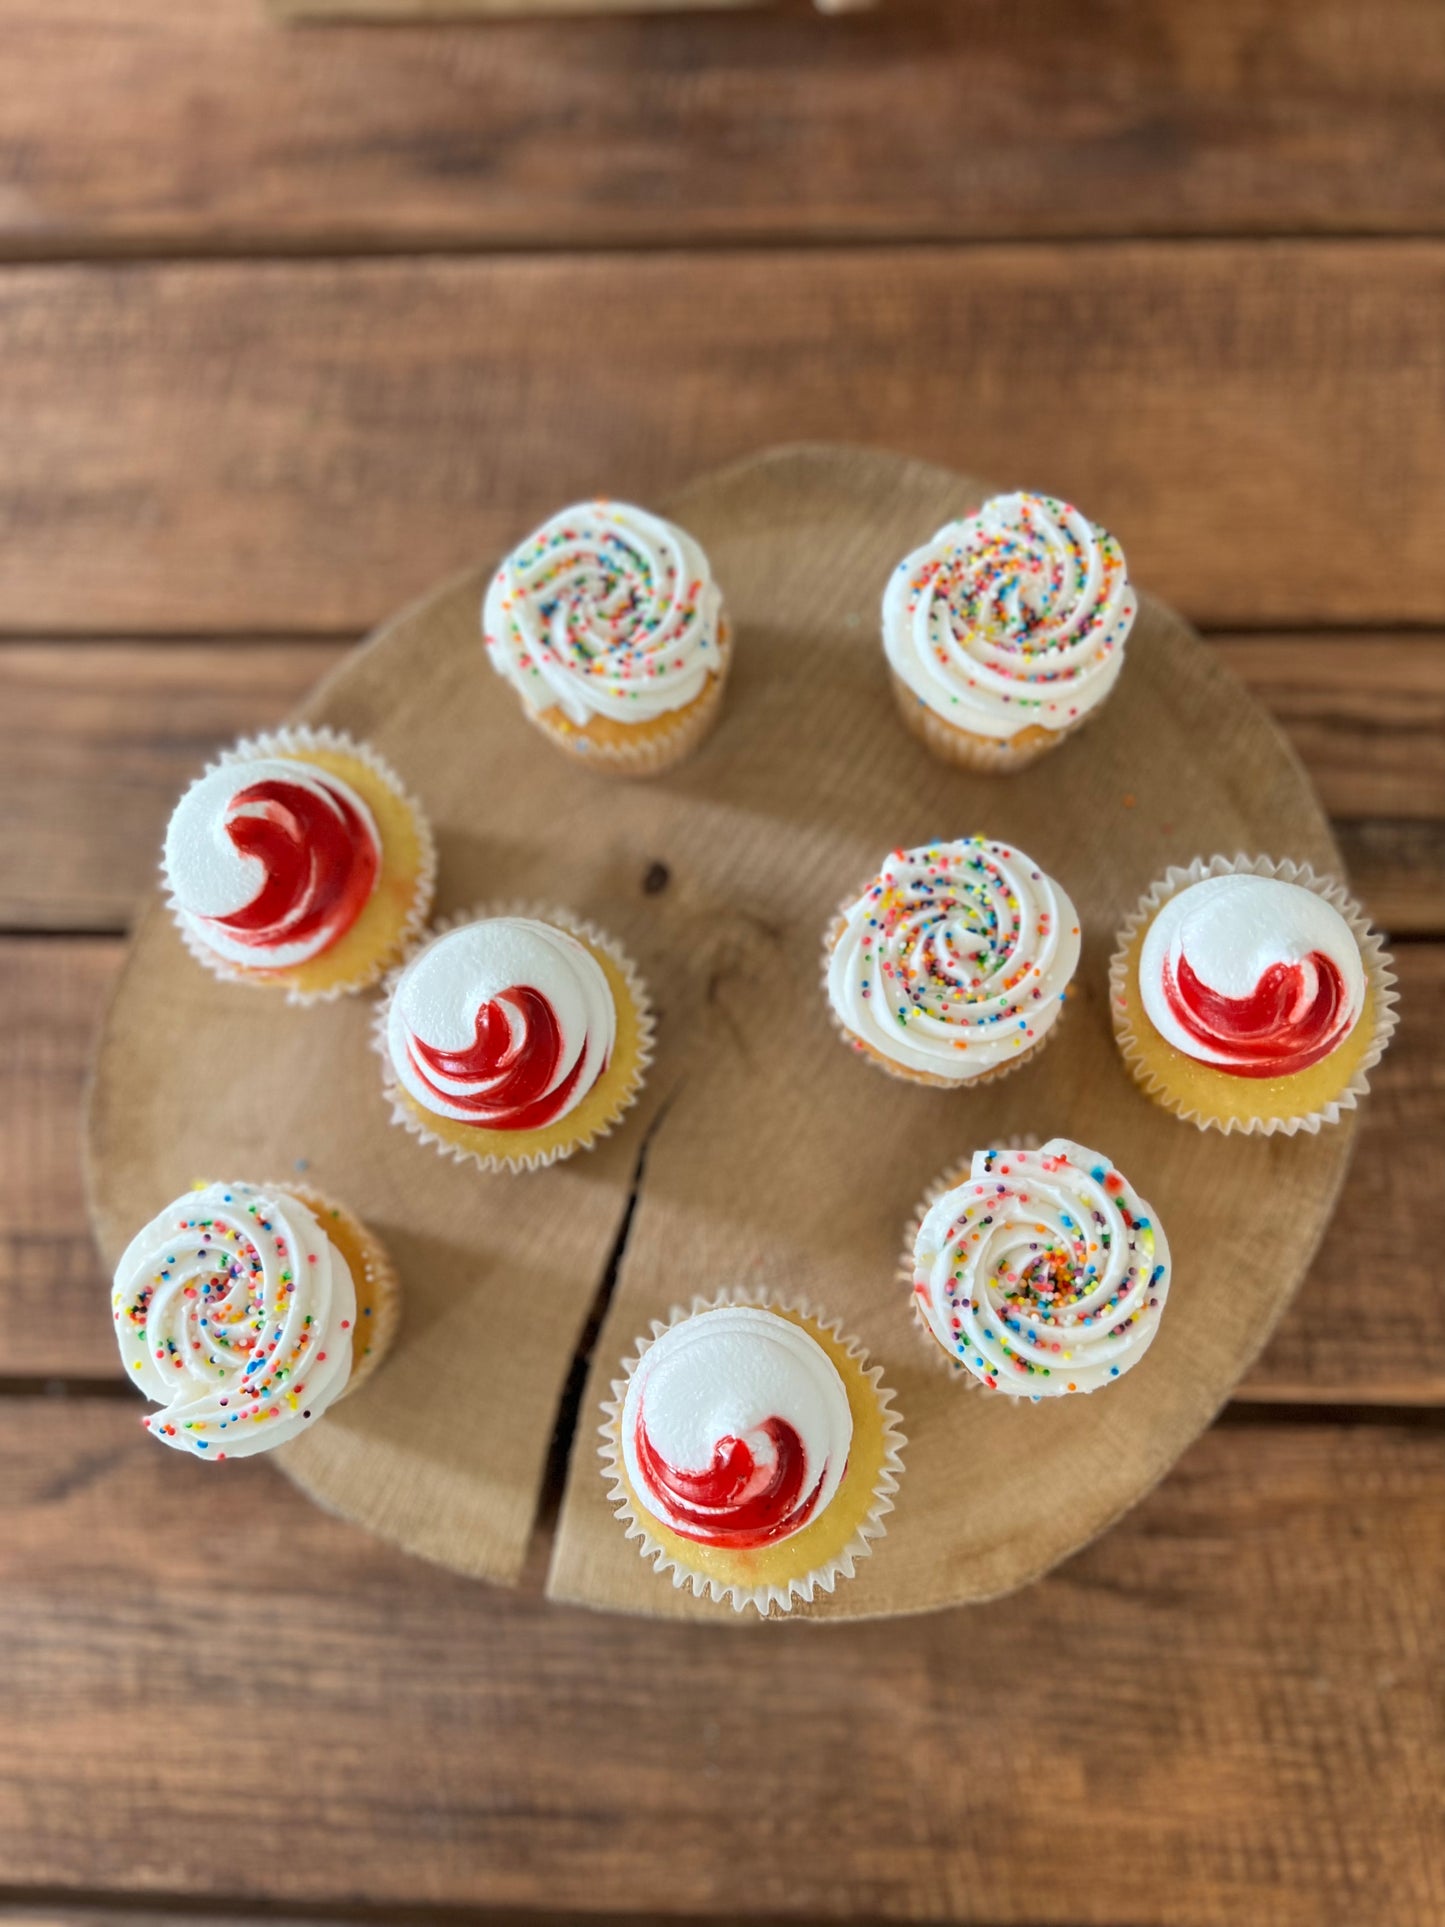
483,499,731,776
377,907,653,1173
884,491,1137,773
163,728,435,1004
111,1178,400,1460
600,1298,905,1616
1110,856,1398,1135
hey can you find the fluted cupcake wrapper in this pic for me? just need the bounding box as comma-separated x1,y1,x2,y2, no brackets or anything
889,671,1087,774
599,1289,907,1618
165,725,438,1007
821,893,1068,1091
373,900,655,1175
1109,854,1399,1137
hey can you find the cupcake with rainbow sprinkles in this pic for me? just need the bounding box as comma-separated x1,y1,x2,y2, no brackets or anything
824,836,1079,1087
483,499,731,776
112,1180,400,1459
883,491,1136,772
906,1138,1171,1398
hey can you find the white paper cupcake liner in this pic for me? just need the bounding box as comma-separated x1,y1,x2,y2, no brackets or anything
821,894,1067,1090
1109,854,1399,1136
373,900,655,1175
890,672,1087,774
898,1136,1040,1388
165,726,437,1007
599,1289,907,1618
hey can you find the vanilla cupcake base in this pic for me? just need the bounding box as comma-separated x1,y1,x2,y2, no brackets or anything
169,727,436,1006
599,1293,906,1617
524,621,732,778
1110,855,1398,1136
280,1182,401,1395
890,671,1083,774
376,902,655,1174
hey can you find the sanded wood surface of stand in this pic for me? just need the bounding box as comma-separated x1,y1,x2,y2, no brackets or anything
87,446,1358,1620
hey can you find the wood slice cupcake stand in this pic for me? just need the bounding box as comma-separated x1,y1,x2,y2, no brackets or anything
85,445,1356,1623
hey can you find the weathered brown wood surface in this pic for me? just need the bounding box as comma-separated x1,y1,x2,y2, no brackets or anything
5,246,1445,633
3,1400,1443,1924
4,0,1445,254
5,0,1445,1912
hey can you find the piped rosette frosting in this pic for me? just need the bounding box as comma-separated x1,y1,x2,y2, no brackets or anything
385,914,618,1134
1139,872,1365,1077
883,492,1136,740
166,756,381,970
112,1181,359,1458
483,500,725,728
912,1139,1171,1397
620,1307,853,1549
826,838,1080,1083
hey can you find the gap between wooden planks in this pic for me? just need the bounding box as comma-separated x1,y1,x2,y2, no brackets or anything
5,246,1445,633
4,0,1445,255
1,1398,1443,1924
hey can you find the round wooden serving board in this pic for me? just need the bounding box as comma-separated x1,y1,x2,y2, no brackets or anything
86,445,1356,1622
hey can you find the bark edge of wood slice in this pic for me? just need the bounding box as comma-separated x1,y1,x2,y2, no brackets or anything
85,443,1357,1622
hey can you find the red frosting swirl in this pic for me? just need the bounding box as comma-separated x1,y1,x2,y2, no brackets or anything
404,986,590,1130
210,773,378,956
1162,950,1352,1078
633,1415,826,1549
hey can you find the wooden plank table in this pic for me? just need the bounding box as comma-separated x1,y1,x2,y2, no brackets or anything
2,1,1443,1920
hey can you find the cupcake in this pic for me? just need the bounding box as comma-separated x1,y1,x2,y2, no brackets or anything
600,1298,905,1616
1110,856,1399,1135
824,837,1079,1087
111,1179,400,1459
483,500,730,776
378,907,653,1173
908,1139,1171,1397
163,727,435,1004
883,491,1136,772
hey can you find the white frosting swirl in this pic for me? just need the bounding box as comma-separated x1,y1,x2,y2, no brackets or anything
386,916,616,1130
1140,873,1365,1073
112,1181,357,1458
913,1139,1170,1397
165,756,381,969
883,492,1136,739
483,500,724,727
621,1306,853,1547
827,838,1079,1081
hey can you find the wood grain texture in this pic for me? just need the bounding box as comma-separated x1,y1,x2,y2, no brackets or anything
4,0,1445,254
6,636,1443,932
5,249,1445,634
3,1398,1443,1923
